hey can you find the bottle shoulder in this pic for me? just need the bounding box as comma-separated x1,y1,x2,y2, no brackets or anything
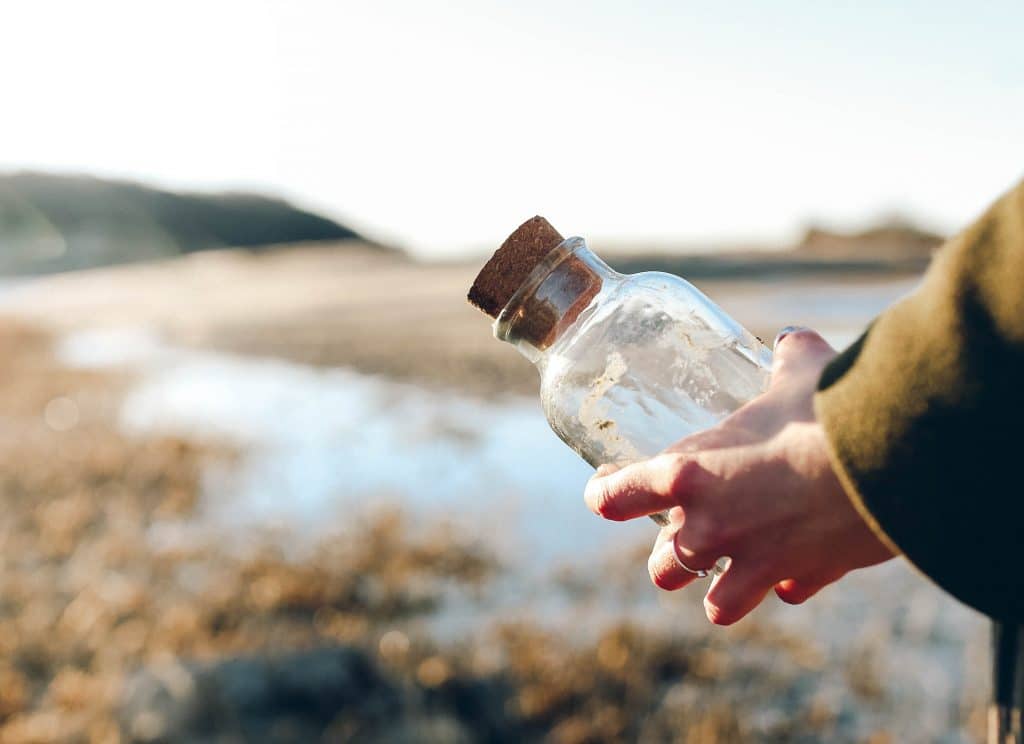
564,271,702,320
620,269,754,339
620,269,702,297
543,270,702,358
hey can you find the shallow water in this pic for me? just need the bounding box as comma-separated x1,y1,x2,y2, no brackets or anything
57,326,652,571
708,275,921,350
55,275,921,566
53,273,915,570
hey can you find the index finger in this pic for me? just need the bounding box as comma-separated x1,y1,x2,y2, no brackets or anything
584,452,706,522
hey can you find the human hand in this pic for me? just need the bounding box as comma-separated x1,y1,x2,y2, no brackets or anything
584,328,897,625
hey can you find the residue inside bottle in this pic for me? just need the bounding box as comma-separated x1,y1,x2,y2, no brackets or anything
577,351,642,464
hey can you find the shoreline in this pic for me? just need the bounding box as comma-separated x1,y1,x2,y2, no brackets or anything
0,245,920,399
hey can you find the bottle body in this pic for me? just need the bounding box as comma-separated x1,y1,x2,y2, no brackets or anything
539,269,771,468
495,237,772,521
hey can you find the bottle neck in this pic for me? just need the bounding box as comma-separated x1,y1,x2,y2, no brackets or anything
493,237,614,363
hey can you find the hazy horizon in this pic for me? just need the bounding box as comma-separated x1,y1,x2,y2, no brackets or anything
3,1,1022,257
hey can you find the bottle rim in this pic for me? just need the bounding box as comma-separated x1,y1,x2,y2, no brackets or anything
493,236,586,343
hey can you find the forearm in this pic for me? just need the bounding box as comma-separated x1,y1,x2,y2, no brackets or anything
816,179,1024,621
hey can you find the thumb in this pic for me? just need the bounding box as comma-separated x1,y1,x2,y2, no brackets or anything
770,326,835,385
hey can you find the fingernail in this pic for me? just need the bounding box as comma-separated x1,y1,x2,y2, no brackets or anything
773,325,810,350
594,463,620,478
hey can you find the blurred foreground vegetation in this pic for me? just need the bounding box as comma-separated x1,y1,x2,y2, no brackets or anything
0,322,986,743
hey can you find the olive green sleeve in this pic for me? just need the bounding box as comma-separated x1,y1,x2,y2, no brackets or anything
815,179,1024,621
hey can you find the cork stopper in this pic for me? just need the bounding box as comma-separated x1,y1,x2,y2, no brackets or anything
468,216,603,353
467,216,565,318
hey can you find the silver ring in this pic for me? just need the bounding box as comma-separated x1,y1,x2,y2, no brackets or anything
672,549,709,578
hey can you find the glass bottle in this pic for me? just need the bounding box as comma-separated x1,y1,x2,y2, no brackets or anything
493,236,772,527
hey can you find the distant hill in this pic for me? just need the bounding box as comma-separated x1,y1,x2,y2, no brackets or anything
0,172,366,275
793,218,944,261
608,217,943,280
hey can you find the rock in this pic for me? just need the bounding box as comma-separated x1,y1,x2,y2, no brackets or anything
118,645,524,743
120,647,400,743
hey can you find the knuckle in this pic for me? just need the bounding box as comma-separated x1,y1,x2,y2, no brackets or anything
677,513,722,558
666,455,707,502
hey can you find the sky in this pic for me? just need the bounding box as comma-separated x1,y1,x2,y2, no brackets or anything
2,1,1022,257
